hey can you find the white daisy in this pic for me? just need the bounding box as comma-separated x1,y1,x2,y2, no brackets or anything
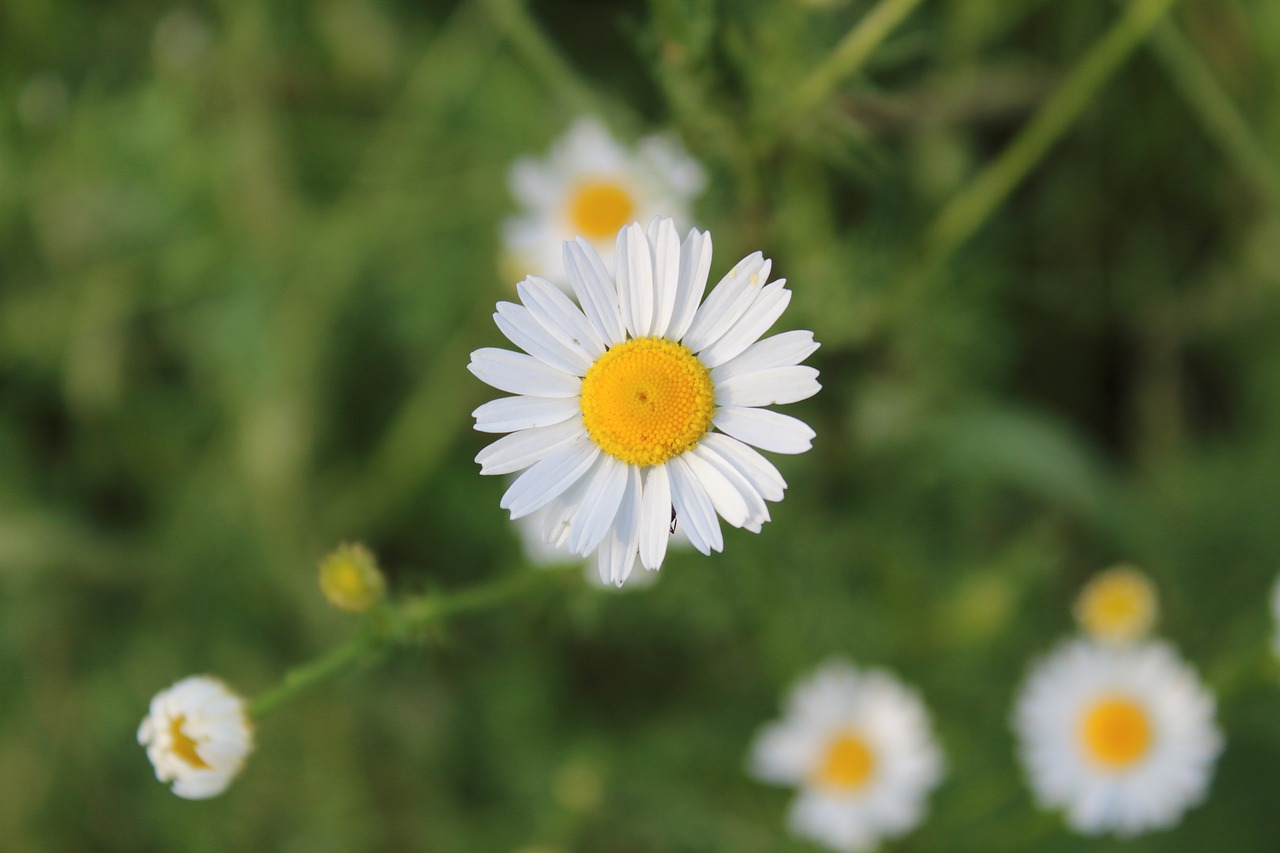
470,217,820,586
502,116,705,287
1073,564,1157,644
138,675,254,799
748,660,945,853
1014,638,1223,836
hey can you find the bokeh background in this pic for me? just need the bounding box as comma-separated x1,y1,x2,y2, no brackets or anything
3,0,1280,850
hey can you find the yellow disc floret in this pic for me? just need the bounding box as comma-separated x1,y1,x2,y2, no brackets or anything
568,179,635,240
1074,565,1157,643
1080,696,1152,769
169,715,210,769
580,337,714,467
815,732,877,791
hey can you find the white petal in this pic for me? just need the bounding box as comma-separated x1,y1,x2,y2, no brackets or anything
472,395,580,434
697,281,791,368
539,472,593,549
468,348,581,398
689,443,770,532
638,464,673,570
664,228,713,341
568,455,629,555
474,419,585,475
681,252,770,353
647,218,681,339
616,222,654,338
494,302,590,375
668,456,723,554
711,330,820,382
564,238,625,345
713,407,815,454
714,366,821,408
597,466,642,586
700,433,786,501
679,451,749,529
517,277,606,357
500,439,599,519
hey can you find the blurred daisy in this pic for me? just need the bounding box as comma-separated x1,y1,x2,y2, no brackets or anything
138,675,254,799
1014,638,1222,836
748,660,944,853
1073,564,1156,644
503,117,705,286
470,217,820,586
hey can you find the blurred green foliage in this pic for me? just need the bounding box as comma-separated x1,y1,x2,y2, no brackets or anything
3,0,1280,850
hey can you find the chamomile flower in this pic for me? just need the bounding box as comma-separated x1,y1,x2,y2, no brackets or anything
470,217,820,586
502,117,705,286
138,675,254,799
1073,565,1157,644
1014,638,1222,836
748,660,944,853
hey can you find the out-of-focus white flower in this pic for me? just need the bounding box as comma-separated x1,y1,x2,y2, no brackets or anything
748,660,944,852
1014,638,1222,836
1073,565,1156,644
502,117,705,287
138,675,254,799
470,217,820,587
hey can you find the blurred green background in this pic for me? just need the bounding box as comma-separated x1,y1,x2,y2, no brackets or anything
3,0,1280,850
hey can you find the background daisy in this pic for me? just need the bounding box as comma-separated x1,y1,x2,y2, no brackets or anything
471,216,820,586
502,116,706,286
138,675,254,800
1073,564,1157,644
1014,639,1223,836
748,660,944,853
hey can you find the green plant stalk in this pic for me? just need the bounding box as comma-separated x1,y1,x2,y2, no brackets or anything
781,0,928,132
1149,18,1280,207
924,0,1181,267
248,566,573,720
480,0,607,118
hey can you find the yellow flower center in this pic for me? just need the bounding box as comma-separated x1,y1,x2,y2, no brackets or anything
169,714,210,769
815,732,876,791
579,337,714,467
1080,696,1153,769
568,179,635,240
1075,567,1156,642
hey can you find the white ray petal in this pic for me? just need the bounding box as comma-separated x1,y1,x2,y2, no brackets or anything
697,281,791,368
472,395,580,434
500,439,599,519
564,239,625,345
568,455,629,556
647,217,681,339
638,464,673,570
713,406,816,454
468,348,582,398
682,252,770,353
616,222,654,337
494,302,589,375
679,451,749,529
689,443,770,532
597,466,642,586
539,472,593,549
699,433,787,501
711,330,820,382
664,228,712,341
475,419,585,474
714,366,821,408
516,276,606,357
668,456,723,554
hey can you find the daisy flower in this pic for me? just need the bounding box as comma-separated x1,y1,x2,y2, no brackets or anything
502,117,705,287
748,660,944,853
1073,564,1157,644
470,217,820,586
138,675,254,799
1014,638,1223,836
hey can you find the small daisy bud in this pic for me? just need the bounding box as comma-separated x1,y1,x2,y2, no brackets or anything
1074,565,1157,644
318,543,386,612
138,675,254,799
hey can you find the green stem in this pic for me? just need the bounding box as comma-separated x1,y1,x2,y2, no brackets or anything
249,566,574,720
776,0,928,137
1148,18,1280,208
923,0,1180,268
480,0,607,118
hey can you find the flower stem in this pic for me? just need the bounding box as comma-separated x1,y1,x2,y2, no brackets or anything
248,565,575,720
